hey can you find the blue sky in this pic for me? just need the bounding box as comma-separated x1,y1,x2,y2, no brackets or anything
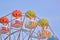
0,0,60,40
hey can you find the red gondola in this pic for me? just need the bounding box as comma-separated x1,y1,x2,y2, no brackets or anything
0,17,9,25
12,10,22,18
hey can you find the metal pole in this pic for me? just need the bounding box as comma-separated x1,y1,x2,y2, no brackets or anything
9,14,12,40
17,31,20,40
0,33,2,40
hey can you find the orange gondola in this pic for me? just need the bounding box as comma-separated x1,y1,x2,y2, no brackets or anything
12,10,22,18
43,30,51,38
11,20,23,28
38,30,51,39
0,17,9,25
25,20,37,29
0,26,10,34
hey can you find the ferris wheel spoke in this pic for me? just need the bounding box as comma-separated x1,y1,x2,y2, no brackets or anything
0,33,2,40
28,28,36,40
17,31,21,40
4,29,21,40
48,25,55,35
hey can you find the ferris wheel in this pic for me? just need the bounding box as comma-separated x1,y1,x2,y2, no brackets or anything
0,10,59,40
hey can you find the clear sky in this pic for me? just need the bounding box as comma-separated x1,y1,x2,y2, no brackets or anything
0,0,60,40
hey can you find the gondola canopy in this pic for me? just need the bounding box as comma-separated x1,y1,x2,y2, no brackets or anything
38,18,49,29
0,17,9,25
12,10,22,18
26,10,36,19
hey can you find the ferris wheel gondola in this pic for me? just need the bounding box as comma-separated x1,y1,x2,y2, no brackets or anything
0,26,10,34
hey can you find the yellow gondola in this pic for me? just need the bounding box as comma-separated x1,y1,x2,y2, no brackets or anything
38,18,49,29
26,10,36,19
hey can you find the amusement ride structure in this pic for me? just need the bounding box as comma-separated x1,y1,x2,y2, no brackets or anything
0,10,59,40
